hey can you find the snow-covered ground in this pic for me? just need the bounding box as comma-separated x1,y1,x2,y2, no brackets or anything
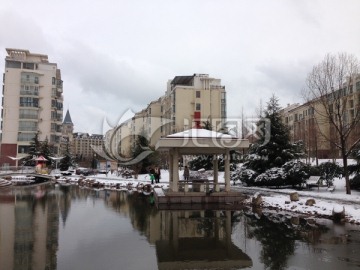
63,168,360,225
234,177,360,224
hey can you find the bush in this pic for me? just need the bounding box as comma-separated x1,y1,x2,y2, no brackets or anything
235,168,258,186
350,175,360,190
254,167,286,187
282,160,309,187
318,162,342,186
307,165,321,177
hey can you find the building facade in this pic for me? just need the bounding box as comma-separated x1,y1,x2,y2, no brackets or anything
281,75,360,160
104,73,227,160
60,109,74,154
0,49,63,166
73,132,104,164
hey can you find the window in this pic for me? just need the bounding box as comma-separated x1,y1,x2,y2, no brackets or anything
349,85,353,94
349,100,354,108
195,103,201,111
18,145,31,154
19,97,39,107
18,133,36,142
20,85,39,96
19,109,38,119
5,60,21,69
196,91,200,98
308,107,314,115
19,121,38,131
221,92,226,104
52,77,56,85
23,63,35,70
51,111,57,120
21,73,38,84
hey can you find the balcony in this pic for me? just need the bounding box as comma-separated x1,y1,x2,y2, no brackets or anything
20,89,39,96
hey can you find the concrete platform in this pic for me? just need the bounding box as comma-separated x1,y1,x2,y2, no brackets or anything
154,188,248,210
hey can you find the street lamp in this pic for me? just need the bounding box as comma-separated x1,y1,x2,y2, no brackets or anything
48,156,64,174
8,155,27,171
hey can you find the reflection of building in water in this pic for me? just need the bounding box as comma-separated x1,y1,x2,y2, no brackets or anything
58,185,72,226
0,189,59,270
150,210,253,269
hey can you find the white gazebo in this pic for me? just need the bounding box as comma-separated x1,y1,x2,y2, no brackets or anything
155,129,249,197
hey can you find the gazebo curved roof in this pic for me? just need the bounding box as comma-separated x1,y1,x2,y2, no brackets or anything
155,129,249,155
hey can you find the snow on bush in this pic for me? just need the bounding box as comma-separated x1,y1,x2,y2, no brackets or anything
282,160,309,187
254,167,286,187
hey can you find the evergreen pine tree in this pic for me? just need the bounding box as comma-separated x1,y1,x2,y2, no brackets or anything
40,138,53,166
59,142,74,171
244,95,303,174
22,132,41,166
130,129,158,175
28,132,41,157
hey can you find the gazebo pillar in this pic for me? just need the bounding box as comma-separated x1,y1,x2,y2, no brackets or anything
213,155,219,192
224,149,230,192
169,150,173,189
172,148,180,192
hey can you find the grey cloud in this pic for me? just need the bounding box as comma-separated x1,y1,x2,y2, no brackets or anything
0,10,52,53
256,60,314,102
58,43,167,106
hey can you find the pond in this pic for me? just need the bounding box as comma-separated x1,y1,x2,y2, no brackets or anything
0,184,359,270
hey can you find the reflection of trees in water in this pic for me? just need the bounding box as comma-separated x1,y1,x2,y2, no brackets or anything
244,211,329,270
194,210,225,238
127,193,157,234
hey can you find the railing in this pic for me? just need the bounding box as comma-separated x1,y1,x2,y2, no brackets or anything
0,166,36,175
178,179,226,193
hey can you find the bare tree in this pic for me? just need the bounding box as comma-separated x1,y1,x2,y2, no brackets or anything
304,52,360,194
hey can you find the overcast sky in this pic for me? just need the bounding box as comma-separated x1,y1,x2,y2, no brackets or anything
1,0,360,134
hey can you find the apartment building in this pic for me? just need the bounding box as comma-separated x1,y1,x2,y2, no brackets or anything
162,74,226,135
282,102,331,159
281,76,360,159
104,74,227,160
0,48,63,166
73,132,104,162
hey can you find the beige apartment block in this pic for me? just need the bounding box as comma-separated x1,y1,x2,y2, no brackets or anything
1,49,63,166
162,74,226,136
104,74,227,160
73,132,104,163
281,76,360,160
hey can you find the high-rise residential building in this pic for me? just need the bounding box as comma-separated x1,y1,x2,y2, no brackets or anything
162,74,227,135
0,48,64,166
104,73,227,159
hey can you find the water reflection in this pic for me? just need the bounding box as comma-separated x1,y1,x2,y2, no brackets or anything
154,210,252,269
1,184,360,270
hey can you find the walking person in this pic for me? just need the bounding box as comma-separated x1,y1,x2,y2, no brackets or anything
183,165,190,181
154,167,161,183
149,172,155,184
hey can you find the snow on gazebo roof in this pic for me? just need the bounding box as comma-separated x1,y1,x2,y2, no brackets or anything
156,129,249,154
167,128,235,138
